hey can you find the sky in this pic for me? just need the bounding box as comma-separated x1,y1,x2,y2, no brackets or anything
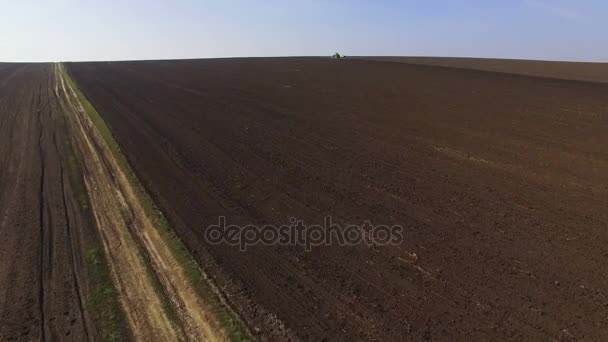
1,0,607,62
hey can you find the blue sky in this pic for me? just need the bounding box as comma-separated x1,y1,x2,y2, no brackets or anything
1,0,606,62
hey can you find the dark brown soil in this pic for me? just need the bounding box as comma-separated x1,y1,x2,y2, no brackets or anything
363,56,608,83
68,57,608,341
0,64,103,341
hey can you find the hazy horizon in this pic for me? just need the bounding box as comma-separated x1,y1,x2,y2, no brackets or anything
2,1,607,63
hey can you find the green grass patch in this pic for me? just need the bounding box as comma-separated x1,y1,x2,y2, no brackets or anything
60,63,252,342
84,247,132,342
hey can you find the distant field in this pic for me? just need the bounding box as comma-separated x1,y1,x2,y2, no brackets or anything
363,56,608,83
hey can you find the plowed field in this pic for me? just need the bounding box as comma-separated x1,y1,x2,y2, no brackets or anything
67,58,608,341
0,63,97,341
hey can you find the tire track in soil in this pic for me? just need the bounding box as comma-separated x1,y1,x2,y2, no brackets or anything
48,67,93,341
36,82,48,341
0,64,93,341
56,65,228,341
38,66,93,341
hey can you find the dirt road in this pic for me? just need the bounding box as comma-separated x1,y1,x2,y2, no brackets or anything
56,64,236,342
68,57,608,341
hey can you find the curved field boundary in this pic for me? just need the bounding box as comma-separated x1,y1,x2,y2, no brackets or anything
57,64,252,341
361,56,608,83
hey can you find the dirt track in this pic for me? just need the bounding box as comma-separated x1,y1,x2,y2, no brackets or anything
67,57,608,341
0,64,94,341
56,64,229,342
